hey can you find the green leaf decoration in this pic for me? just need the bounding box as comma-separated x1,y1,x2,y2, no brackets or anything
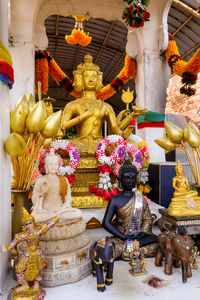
141,0,150,7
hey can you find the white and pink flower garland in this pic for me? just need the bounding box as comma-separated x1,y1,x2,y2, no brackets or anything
90,135,127,200
32,140,80,184
90,134,150,200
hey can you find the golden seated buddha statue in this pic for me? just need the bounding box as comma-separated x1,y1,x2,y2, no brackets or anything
60,54,146,208
168,160,200,216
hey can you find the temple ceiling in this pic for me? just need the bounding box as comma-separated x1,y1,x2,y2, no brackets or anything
44,0,200,113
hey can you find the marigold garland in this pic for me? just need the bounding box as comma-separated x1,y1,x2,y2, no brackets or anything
96,54,137,100
165,35,200,96
65,29,92,47
35,51,137,100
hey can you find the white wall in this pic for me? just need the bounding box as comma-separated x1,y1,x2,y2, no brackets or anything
0,0,11,295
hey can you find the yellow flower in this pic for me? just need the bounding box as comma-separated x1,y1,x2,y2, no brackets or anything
144,185,152,194
138,140,147,149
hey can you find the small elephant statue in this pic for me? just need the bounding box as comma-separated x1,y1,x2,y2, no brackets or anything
155,227,193,283
91,237,115,292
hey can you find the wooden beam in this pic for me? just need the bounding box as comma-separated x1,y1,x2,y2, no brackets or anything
95,21,116,64
172,8,200,36
104,53,125,82
182,42,200,59
173,0,200,19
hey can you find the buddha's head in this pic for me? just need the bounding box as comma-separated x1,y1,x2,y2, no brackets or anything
45,149,59,174
118,156,139,191
175,160,183,176
73,54,103,93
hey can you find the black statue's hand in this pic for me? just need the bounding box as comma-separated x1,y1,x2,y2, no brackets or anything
127,231,147,240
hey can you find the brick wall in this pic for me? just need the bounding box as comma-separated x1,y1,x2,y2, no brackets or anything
166,74,200,127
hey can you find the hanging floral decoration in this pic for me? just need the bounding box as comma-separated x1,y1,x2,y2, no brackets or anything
96,54,137,100
35,51,136,100
34,140,80,184
35,52,49,94
65,15,92,47
122,0,151,28
165,35,200,97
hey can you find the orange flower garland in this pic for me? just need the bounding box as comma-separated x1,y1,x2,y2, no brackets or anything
35,51,137,100
96,54,137,100
65,29,92,47
166,35,200,96
65,15,92,47
49,59,66,84
35,57,48,94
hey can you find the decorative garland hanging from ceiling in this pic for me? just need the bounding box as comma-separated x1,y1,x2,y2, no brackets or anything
65,15,92,47
165,35,200,97
122,0,151,28
35,51,136,100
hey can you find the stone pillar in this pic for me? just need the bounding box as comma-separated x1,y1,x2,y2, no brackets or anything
0,0,11,295
9,43,35,108
9,0,36,109
126,0,172,163
135,50,170,163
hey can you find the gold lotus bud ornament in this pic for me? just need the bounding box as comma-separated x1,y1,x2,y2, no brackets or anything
43,138,53,148
43,97,56,117
187,122,199,135
18,95,29,116
27,93,36,113
4,133,26,156
42,110,62,138
26,101,46,133
10,101,26,134
184,123,200,148
155,138,177,151
165,121,184,144
22,130,30,142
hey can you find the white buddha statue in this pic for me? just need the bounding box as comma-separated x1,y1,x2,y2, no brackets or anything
31,149,82,223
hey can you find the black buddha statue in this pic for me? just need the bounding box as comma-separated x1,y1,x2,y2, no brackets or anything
102,157,157,259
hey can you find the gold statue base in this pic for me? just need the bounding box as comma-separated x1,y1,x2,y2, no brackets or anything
129,269,147,277
168,197,200,217
65,157,109,208
8,286,46,300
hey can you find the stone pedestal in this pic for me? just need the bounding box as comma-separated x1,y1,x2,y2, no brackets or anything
18,218,92,287
159,208,200,235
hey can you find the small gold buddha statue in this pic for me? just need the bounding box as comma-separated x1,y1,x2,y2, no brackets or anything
61,54,145,157
128,240,147,276
168,160,200,216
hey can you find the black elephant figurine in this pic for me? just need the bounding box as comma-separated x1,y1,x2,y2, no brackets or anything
91,237,115,292
155,227,193,283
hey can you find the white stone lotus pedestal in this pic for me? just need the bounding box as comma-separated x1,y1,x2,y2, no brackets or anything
18,219,92,287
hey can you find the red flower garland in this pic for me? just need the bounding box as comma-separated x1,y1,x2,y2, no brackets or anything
165,35,200,97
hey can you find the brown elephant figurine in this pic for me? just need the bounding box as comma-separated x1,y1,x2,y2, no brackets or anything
155,227,193,283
